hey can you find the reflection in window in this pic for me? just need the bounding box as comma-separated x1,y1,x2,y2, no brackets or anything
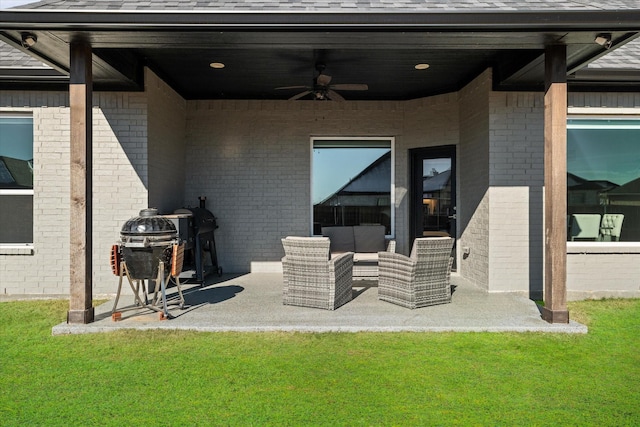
422,158,452,234
312,139,393,235
0,115,34,244
567,119,640,242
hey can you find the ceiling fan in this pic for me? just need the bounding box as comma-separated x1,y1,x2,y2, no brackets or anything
275,63,368,101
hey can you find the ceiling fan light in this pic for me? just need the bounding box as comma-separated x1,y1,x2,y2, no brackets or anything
415,63,430,70
209,62,225,69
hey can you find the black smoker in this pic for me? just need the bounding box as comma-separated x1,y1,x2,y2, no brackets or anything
119,208,179,280
169,197,222,283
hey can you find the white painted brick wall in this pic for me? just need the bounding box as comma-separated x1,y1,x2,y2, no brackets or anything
567,253,640,299
1,91,149,296
185,101,402,272
184,98,460,272
92,92,149,296
3,74,640,300
458,70,491,289
146,69,187,214
487,91,545,295
567,244,640,299
398,94,460,255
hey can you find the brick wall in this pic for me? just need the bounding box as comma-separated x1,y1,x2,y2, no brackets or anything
185,101,402,272
1,91,148,296
478,90,640,298
488,92,544,295
399,94,460,255
566,244,640,299
184,98,460,272
457,73,547,297
3,72,640,300
458,70,491,289
147,69,187,214
91,92,149,295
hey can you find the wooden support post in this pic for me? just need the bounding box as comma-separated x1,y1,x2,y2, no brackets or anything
541,44,569,324
67,39,94,324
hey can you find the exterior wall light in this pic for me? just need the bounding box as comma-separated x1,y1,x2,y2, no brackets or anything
21,32,37,49
594,33,612,49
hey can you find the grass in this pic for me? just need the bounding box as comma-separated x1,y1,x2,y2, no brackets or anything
0,299,639,426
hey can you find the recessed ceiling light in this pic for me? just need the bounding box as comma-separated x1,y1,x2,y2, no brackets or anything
210,62,225,69
415,63,430,70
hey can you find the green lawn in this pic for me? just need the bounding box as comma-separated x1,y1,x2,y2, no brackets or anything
1,299,639,426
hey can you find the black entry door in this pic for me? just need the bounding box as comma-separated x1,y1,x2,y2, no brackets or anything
410,145,457,266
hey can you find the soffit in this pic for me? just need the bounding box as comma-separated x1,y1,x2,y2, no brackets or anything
1,8,639,99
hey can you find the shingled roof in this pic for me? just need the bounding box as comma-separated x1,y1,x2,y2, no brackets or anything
589,38,640,69
0,41,47,68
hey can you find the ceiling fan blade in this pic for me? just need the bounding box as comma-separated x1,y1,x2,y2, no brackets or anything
316,73,332,86
275,85,310,90
288,90,312,101
327,90,345,102
329,84,368,91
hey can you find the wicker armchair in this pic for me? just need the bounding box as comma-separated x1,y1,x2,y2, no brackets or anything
378,237,454,309
281,236,354,310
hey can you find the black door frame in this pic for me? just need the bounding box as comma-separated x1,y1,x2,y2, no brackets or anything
409,145,457,262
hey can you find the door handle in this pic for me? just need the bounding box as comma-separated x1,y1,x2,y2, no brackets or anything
448,214,457,220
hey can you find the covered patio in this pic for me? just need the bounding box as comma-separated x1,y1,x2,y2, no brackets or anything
2,1,640,327
51,274,587,334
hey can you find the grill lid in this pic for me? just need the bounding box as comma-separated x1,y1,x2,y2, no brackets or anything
174,207,217,234
121,208,177,236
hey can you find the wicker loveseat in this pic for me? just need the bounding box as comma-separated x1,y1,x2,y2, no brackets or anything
281,236,353,310
321,225,395,280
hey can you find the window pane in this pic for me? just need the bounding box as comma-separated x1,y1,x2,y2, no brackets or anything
0,116,34,244
0,194,33,243
0,116,33,189
567,119,640,242
422,158,452,233
312,140,392,235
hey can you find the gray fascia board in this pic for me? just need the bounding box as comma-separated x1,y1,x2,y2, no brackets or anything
1,10,640,31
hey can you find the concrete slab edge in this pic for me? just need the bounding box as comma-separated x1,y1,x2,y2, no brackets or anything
52,322,588,335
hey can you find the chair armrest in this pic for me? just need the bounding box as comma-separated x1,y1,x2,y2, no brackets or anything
330,251,354,270
329,252,354,289
386,240,396,253
378,251,416,280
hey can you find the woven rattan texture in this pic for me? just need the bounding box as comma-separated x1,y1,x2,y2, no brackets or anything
282,237,353,310
378,237,454,309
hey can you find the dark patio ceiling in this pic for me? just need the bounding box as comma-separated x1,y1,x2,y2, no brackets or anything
1,9,639,100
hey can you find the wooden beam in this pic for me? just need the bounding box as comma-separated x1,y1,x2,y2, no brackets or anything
541,44,569,324
67,39,94,324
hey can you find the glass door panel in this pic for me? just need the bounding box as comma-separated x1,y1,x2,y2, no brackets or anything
410,146,456,267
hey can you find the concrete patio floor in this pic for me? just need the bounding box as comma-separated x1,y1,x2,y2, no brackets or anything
52,273,587,335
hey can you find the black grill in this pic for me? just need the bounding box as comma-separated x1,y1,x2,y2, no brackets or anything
167,198,222,283
119,208,178,280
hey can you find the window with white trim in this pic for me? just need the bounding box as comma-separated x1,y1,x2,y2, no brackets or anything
0,115,34,244
312,137,394,236
567,118,640,242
